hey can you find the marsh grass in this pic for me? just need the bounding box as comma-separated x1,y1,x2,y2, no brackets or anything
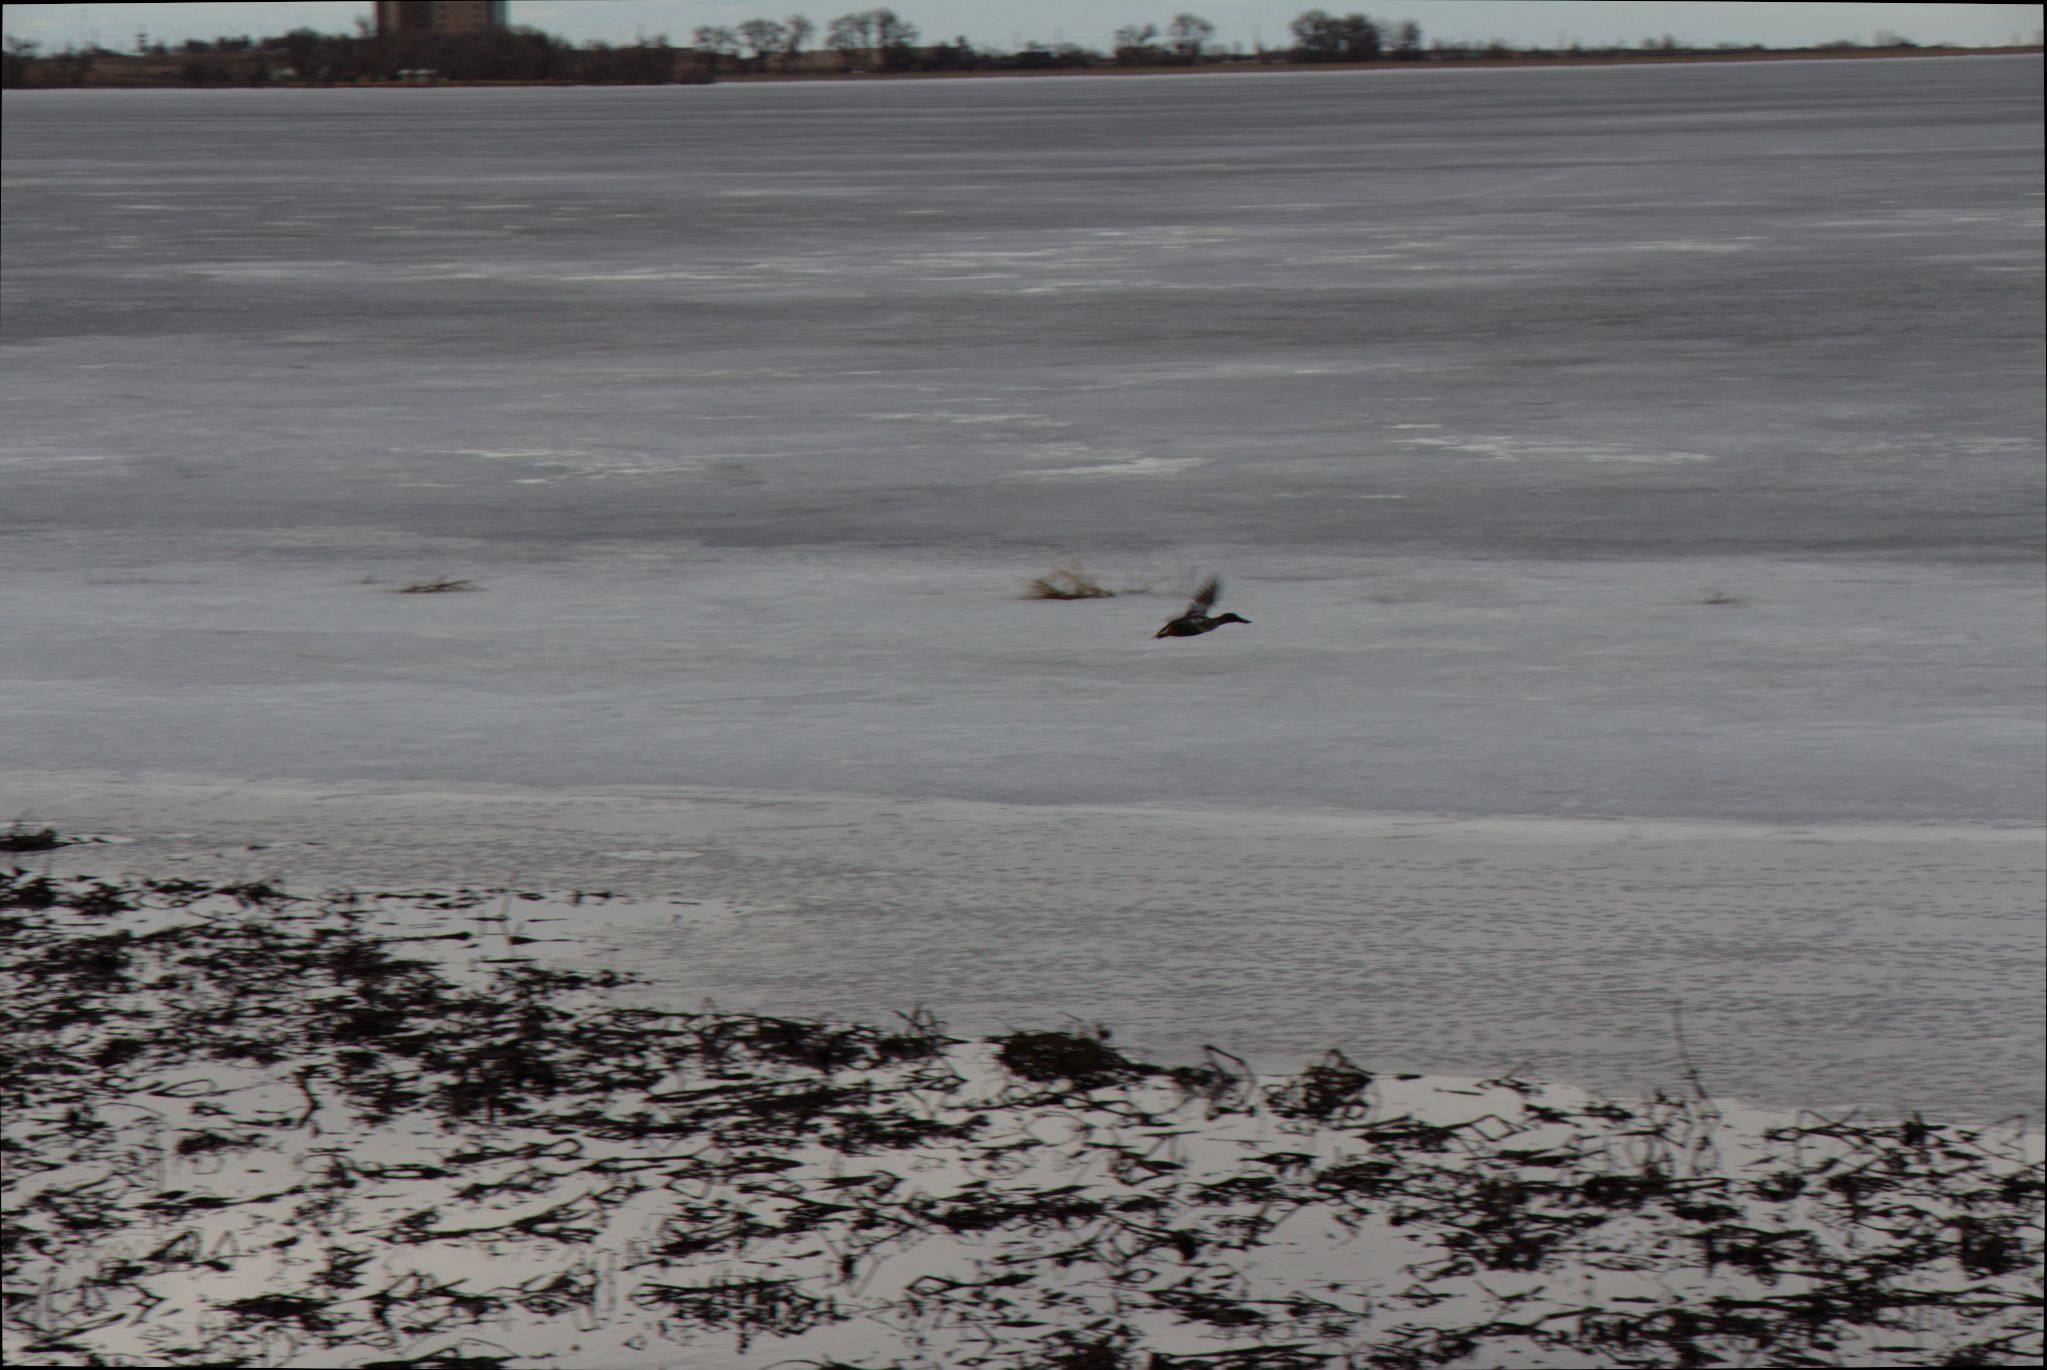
396,576,480,594
6,870,2041,1369
996,1025,1150,1089
0,822,65,853
1024,563,1122,600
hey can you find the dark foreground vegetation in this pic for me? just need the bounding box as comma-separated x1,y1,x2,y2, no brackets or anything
5,8,2028,89
4,867,2041,1367
0,826,68,854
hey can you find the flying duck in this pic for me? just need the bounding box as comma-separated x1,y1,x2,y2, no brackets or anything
1154,576,1250,639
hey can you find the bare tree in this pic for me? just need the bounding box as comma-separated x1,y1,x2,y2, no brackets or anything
827,9,919,70
736,17,789,71
782,14,815,71
1167,13,1216,62
827,11,874,68
692,24,740,70
1288,10,1381,62
1113,22,1161,65
872,7,919,64
2,32,40,87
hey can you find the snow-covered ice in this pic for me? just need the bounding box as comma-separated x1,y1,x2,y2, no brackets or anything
2,58,2042,1124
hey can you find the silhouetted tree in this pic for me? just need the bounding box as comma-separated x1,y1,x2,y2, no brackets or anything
1289,10,1382,62
870,8,920,68
781,15,815,71
281,28,317,73
5,16,706,86
1166,14,1216,62
826,9,918,70
2,33,39,88
1113,23,1162,65
692,24,740,71
826,12,868,68
920,36,979,70
736,18,789,72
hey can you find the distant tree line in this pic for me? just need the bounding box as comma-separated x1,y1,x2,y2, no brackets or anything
2,23,699,88
2,12,1964,89
685,10,1428,73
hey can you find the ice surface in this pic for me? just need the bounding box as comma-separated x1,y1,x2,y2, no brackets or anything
2,58,2042,1122
13,774,2044,1126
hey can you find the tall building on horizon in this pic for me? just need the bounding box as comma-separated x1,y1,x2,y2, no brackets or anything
374,2,509,37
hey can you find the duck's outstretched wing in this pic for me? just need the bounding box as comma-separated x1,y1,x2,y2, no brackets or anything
1185,575,1222,616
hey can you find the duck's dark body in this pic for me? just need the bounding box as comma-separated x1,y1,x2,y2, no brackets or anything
1154,576,1250,639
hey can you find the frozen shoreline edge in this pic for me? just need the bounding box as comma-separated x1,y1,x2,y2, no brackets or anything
10,767,2045,845
6,871,2043,1369
7,767,2043,1133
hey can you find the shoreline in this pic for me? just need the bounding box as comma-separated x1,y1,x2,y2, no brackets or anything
6,869,2041,1368
713,45,2043,84
13,44,2038,92
9,768,2043,1129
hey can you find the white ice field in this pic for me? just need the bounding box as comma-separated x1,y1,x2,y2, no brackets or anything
3,56,2043,1127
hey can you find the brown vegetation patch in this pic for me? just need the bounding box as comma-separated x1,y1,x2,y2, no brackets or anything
4,870,2040,1368
1025,563,1118,600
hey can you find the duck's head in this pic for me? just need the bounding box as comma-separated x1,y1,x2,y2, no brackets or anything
1213,613,1251,627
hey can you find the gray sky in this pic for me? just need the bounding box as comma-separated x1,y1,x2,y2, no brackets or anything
3,2,2040,53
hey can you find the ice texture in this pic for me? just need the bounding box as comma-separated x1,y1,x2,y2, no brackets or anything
2,58,2042,1121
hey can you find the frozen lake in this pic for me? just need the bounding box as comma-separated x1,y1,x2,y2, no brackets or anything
3,58,2043,1122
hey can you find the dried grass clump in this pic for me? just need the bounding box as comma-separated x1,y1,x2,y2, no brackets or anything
1024,564,1115,600
396,577,480,594
997,1027,1150,1090
0,823,65,853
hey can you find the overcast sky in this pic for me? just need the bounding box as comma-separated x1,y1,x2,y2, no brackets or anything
3,2,2040,53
